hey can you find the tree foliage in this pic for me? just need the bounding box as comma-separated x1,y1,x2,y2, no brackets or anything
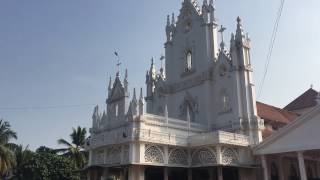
0,119,17,176
15,146,80,180
57,126,87,169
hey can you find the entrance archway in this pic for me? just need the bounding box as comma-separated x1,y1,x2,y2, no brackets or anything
192,168,210,180
168,168,188,180
145,167,164,180
222,167,239,180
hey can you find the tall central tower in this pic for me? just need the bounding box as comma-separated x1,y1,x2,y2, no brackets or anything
145,0,263,144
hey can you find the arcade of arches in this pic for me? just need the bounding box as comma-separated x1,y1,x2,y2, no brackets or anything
87,166,244,180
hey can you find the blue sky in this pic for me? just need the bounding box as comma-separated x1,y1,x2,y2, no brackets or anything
0,0,319,150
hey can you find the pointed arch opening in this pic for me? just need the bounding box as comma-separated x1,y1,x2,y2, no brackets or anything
186,51,192,71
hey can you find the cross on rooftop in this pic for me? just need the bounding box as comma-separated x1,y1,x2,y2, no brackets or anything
218,25,227,50
114,51,121,76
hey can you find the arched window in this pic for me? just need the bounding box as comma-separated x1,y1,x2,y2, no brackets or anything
115,104,119,117
221,90,230,112
186,51,192,71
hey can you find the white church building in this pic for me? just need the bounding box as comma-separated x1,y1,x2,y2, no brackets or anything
84,0,320,180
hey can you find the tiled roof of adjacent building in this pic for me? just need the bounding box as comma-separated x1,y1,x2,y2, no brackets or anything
257,101,298,124
284,88,318,111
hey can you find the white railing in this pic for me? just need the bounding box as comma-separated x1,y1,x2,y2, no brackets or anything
188,131,250,147
141,114,207,132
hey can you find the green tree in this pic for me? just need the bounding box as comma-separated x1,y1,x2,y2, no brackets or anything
10,145,33,180
21,146,79,180
57,126,87,169
0,119,17,176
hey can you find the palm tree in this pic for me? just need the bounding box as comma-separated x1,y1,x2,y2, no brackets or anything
0,119,17,176
57,126,87,169
11,145,33,180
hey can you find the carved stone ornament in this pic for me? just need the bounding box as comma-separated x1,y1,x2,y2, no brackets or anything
144,144,164,164
106,146,121,165
168,148,188,165
221,148,238,165
179,92,199,121
192,148,217,166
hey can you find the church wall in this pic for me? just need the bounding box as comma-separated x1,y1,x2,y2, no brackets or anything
166,11,211,84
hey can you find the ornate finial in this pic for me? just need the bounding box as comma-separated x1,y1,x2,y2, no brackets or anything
311,84,314,89
139,88,143,100
236,16,244,39
231,33,235,41
149,57,157,80
203,0,208,5
114,51,121,77
132,88,137,100
108,76,112,90
166,15,170,26
237,16,242,24
218,25,227,50
208,0,215,22
171,13,175,25
125,69,128,79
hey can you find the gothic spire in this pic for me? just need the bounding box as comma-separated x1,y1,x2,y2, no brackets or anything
166,15,171,42
202,0,209,23
171,13,176,27
208,0,215,22
108,76,112,95
139,88,143,101
124,69,128,93
236,16,244,40
139,87,144,115
149,58,157,80
132,88,137,102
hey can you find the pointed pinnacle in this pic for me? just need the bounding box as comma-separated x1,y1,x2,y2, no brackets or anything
171,13,175,25
133,88,137,100
139,88,143,100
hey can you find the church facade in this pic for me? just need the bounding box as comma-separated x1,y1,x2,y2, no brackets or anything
84,1,320,180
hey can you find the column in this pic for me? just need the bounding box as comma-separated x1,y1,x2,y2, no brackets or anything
188,169,192,180
101,168,109,180
297,151,307,180
278,156,285,180
120,169,125,180
261,155,269,180
87,171,91,180
128,165,145,180
164,167,168,180
217,167,223,180
208,167,214,180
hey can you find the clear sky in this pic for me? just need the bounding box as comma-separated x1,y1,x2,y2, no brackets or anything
0,0,319,150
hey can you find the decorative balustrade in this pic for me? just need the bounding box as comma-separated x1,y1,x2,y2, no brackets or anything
188,131,250,147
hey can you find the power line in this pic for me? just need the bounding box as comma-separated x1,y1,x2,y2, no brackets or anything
0,104,96,111
257,0,286,99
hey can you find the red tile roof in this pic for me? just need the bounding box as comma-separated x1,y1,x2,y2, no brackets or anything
284,88,318,111
257,101,298,124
